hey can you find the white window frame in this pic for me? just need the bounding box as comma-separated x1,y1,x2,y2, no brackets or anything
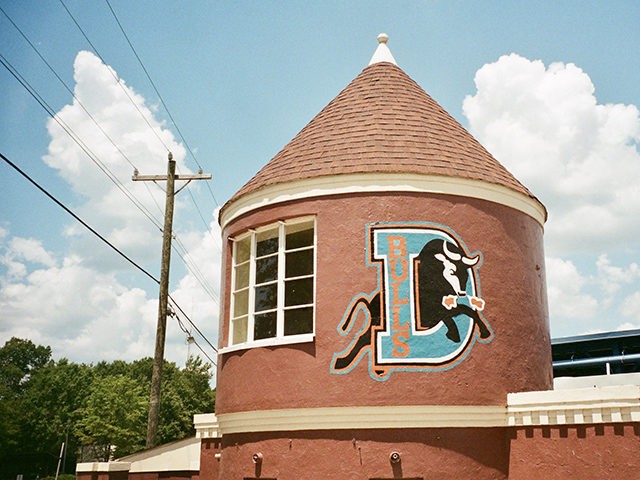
221,216,316,353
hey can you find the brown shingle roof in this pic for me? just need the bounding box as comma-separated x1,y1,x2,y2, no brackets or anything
223,61,537,214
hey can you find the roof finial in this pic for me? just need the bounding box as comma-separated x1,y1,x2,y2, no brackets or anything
369,32,397,66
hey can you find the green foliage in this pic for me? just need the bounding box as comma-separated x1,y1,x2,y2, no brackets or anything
41,475,75,480
76,374,147,459
0,337,51,399
0,338,215,480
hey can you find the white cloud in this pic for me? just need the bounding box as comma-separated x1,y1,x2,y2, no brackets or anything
0,51,218,367
464,53,640,255
0,222,217,367
615,321,640,332
545,257,598,324
0,236,56,279
43,51,190,268
621,291,640,319
464,53,640,338
595,254,640,302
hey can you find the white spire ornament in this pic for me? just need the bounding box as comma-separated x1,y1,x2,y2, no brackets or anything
368,33,397,66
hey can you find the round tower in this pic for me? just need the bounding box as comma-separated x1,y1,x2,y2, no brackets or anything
215,35,552,479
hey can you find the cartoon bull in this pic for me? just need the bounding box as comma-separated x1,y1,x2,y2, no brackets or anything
414,239,491,342
332,234,491,374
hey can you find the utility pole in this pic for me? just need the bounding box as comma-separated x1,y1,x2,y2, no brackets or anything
133,152,211,449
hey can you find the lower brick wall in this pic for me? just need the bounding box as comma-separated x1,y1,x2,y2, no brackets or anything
130,472,198,480
77,472,128,480
199,438,221,480
508,423,640,479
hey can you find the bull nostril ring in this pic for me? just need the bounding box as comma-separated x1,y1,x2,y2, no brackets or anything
389,451,401,464
252,452,263,463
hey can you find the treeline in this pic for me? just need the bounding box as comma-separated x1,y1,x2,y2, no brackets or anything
0,337,215,480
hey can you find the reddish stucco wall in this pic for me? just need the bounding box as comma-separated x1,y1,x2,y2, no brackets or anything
217,427,510,480
216,192,552,414
200,438,221,480
128,472,198,480
508,423,640,479
77,468,198,480
77,473,128,480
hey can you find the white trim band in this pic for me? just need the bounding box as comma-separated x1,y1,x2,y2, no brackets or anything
76,462,130,472
220,173,546,229
507,385,640,426
215,405,507,434
194,412,221,438
196,386,640,436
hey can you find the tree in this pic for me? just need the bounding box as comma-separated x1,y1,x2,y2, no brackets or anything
0,338,55,479
0,338,216,479
16,360,94,478
76,374,148,459
157,356,214,442
0,337,51,399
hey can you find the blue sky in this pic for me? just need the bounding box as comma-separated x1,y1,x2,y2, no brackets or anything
1,1,639,370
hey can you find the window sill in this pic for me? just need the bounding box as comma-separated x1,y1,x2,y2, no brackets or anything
219,333,315,354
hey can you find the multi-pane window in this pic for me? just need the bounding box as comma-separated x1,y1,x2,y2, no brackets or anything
230,217,315,348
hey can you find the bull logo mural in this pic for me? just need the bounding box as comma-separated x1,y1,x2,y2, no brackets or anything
331,222,493,380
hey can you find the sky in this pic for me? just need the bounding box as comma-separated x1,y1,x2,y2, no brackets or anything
1,1,639,376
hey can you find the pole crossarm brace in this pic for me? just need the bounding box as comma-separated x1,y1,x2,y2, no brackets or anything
132,155,212,195
132,173,212,181
132,171,212,195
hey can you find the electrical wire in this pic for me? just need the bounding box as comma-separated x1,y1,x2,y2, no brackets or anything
172,307,217,365
169,295,219,354
104,0,221,209
172,236,220,303
1,151,159,285
2,4,133,172
56,0,172,154
1,52,219,310
0,53,164,232
61,0,224,262
1,150,219,363
103,0,225,261
2,5,220,355
1,9,219,299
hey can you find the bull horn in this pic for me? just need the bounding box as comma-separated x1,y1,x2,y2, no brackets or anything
462,254,479,266
442,241,461,261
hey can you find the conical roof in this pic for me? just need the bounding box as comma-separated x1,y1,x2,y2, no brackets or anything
221,39,544,224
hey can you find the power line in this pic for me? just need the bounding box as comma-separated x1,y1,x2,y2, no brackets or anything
172,236,220,304
57,0,172,154
169,295,219,354
60,0,224,260
0,5,168,229
0,150,219,363
103,0,224,260
1,151,158,285
55,0,170,218
1,11,218,297
2,6,221,354
171,306,217,365
104,0,221,209
2,4,132,172
0,53,164,232
1,50,219,312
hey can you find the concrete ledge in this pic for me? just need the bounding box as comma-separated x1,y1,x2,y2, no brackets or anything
194,412,220,438
507,385,640,426
76,462,130,472
209,385,640,435
215,405,507,434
